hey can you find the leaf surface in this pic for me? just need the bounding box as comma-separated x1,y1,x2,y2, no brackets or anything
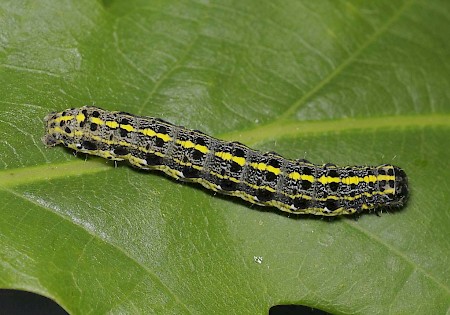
1,0,449,314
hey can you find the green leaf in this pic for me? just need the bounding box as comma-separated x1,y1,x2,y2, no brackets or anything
1,0,449,314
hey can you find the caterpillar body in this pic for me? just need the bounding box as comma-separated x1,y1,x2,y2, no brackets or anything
43,106,408,216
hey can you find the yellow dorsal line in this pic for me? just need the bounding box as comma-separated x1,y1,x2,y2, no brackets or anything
288,172,314,182
157,133,172,142
178,140,210,154
249,162,280,174
216,152,232,160
120,124,135,132
140,128,172,142
91,117,104,125
195,144,209,154
106,121,119,128
342,176,360,185
232,156,246,166
266,165,281,175
215,152,246,166
141,128,156,137
178,140,195,149
75,113,85,122
55,115,74,122
318,176,340,185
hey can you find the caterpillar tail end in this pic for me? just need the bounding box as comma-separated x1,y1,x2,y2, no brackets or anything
393,166,409,208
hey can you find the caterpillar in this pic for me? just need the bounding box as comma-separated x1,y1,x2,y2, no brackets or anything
42,106,408,216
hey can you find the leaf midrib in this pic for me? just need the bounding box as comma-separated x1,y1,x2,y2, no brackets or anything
221,113,450,145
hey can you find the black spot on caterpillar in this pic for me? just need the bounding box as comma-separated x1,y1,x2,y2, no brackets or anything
43,106,409,216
